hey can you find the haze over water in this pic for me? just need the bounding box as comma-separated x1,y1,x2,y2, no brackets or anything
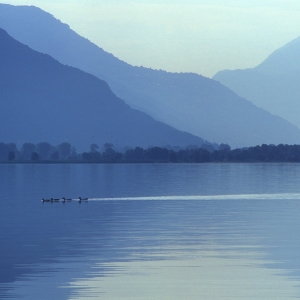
1,163,300,299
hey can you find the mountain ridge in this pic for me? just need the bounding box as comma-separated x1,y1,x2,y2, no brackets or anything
213,35,300,128
0,28,209,152
2,4,300,147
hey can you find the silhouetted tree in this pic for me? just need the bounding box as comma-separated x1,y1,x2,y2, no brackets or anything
102,148,117,162
125,147,144,161
145,147,169,162
36,142,53,160
193,148,210,162
177,149,189,162
31,152,39,161
6,143,18,153
219,143,231,151
20,143,35,160
0,143,18,161
50,151,59,160
169,150,178,163
7,151,15,161
133,147,145,160
82,152,92,161
57,142,71,160
70,147,77,160
88,143,101,161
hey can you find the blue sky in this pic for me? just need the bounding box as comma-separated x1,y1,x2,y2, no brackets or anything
3,0,300,77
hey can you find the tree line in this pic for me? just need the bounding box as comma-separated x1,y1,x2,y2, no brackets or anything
0,142,76,162
2,142,300,163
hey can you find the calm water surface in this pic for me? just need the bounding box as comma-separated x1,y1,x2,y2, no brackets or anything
1,163,300,299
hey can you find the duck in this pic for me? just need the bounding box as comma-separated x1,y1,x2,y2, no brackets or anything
78,197,88,203
62,197,72,203
51,198,60,202
41,198,50,203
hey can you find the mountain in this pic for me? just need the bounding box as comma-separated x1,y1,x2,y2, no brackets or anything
2,5,300,148
0,28,209,152
213,36,300,128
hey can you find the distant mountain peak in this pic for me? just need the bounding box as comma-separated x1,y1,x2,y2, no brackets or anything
0,28,208,151
2,4,300,147
213,35,300,129
255,36,300,75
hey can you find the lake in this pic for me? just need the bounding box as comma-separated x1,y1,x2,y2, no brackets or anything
1,163,300,299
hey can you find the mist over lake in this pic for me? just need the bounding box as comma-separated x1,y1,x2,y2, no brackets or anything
1,163,300,299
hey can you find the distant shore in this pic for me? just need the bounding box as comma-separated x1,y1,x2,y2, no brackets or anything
1,143,300,164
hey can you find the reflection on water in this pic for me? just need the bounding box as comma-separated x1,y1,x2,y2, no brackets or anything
72,251,298,300
1,163,300,299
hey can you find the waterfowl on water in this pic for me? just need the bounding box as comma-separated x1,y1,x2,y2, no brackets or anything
51,198,60,202
42,197,84,203
62,197,73,203
78,197,88,203
62,197,72,201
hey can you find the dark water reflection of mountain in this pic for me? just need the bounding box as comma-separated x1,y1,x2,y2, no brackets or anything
1,163,300,299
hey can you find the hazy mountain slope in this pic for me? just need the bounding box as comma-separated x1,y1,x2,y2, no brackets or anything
213,36,300,128
0,28,207,151
2,4,300,147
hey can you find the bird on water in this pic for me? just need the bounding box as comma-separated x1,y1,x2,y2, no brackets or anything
50,198,60,202
62,197,73,203
78,197,88,203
